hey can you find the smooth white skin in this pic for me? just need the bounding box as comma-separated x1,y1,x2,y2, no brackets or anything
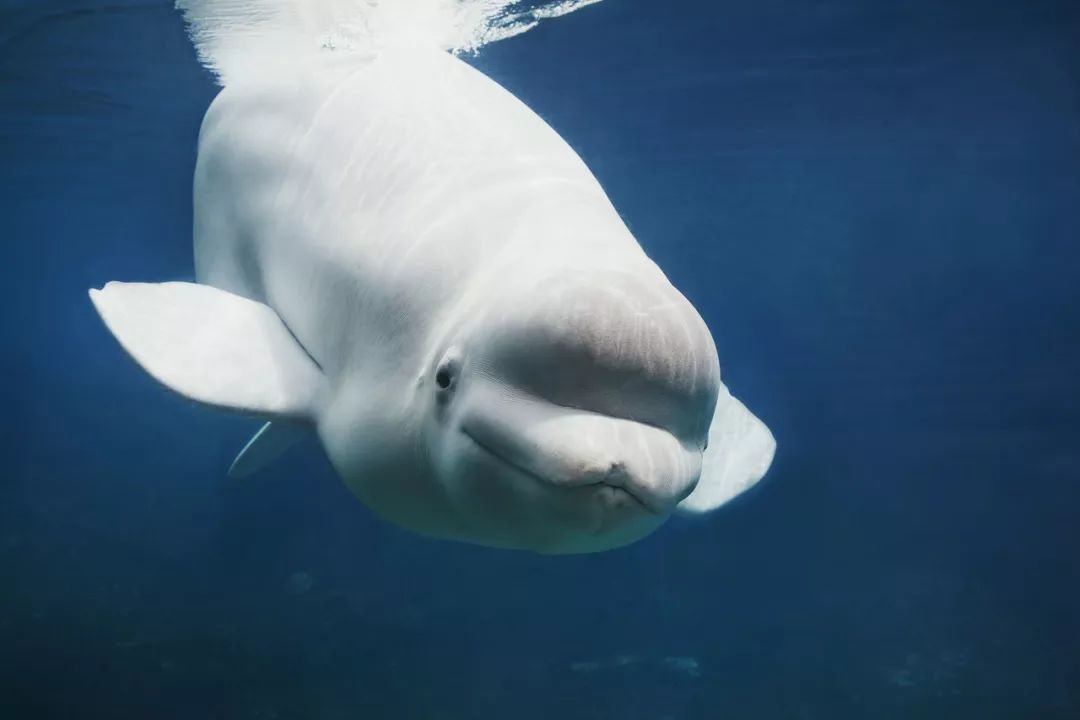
193,48,721,553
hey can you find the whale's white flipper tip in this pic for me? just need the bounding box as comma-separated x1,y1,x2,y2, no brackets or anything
678,386,777,515
89,281,324,419
228,421,308,478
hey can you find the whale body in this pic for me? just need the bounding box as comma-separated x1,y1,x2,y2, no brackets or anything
89,3,775,554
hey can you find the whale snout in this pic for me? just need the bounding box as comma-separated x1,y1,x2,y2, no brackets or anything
459,384,702,517
549,458,674,517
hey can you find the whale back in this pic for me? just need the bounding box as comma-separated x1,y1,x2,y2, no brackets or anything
193,48,646,382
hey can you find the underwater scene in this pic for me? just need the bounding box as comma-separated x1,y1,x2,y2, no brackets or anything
2,0,1079,717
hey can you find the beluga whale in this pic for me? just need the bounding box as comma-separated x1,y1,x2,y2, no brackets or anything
89,0,776,554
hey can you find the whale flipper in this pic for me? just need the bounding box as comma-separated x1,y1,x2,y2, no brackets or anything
228,421,308,478
89,281,324,418
678,386,776,514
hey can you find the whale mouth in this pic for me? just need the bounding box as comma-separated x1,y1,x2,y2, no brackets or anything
461,428,655,515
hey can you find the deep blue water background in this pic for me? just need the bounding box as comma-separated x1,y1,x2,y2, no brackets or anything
2,0,1079,717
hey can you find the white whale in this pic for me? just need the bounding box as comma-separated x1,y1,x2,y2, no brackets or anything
88,0,775,554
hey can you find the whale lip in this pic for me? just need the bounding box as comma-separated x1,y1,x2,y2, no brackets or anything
461,427,656,515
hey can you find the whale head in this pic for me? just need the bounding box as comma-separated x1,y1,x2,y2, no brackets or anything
415,266,721,554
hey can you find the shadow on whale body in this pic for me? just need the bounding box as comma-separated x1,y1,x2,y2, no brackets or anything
87,0,776,554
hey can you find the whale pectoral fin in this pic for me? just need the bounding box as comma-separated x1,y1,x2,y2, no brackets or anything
678,385,777,514
228,421,308,478
89,281,324,419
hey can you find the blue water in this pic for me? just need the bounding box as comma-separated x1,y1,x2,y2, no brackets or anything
2,1,1079,717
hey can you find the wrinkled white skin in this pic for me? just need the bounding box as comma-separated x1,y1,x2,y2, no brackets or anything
194,48,722,553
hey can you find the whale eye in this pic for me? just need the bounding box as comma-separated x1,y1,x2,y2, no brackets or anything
434,348,462,398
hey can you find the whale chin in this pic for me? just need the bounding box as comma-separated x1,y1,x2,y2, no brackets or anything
430,393,692,553
457,426,667,553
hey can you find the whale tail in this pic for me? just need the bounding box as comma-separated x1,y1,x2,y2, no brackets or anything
176,0,604,85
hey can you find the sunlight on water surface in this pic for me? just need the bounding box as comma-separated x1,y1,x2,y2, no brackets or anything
178,0,604,83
